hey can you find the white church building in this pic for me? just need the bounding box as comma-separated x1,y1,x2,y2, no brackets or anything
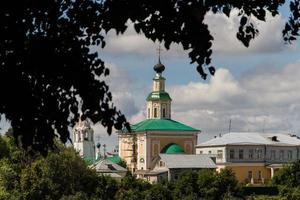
73,119,95,163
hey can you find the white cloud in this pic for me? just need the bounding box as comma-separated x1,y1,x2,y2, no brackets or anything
92,124,119,152
104,63,140,117
97,60,300,140
90,63,143,151
170,69,245,110
103,23,187,58
204,10,290,54
129,109,146,124
101,10,292,57
169,61,300,137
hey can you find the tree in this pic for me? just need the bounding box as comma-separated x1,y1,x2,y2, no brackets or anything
118,158,128,169
214,168,242,199
0,136,9,159
172,170,199,200
172,169,242,200
197,169,218,198
0,0,299,153
92,174,118,200
0,133,121,200
19,147,100,200
144,183,172,200
0,159,22,200
272,160,300,200
115,173,151,200
272,160,300,187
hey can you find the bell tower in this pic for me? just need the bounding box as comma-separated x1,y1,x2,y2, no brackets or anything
73,119,95,161
146,50,172,119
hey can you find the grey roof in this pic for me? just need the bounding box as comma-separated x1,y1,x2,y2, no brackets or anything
146,169,168,175
197,132,300,147
90,159,127,173
159,154,216,169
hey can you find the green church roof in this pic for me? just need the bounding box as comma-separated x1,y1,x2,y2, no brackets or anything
124,118,199,133
83,157,95,165
106,155,122,164
146,91,172,101
161,143,185,154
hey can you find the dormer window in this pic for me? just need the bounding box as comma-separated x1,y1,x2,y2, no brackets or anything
159,161,165,167
268,136,279,142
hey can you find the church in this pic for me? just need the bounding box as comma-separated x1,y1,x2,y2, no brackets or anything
72,57,300,184
118,58,200,172
72,57,217,182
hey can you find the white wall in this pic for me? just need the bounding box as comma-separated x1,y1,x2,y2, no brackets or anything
196,146,226,163
196,145,299,164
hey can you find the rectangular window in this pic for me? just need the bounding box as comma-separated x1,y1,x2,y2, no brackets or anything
229,149,235,159
199,151,203,154
271,150,276,160
258,171,262,179
279,150,284,160
288,150,293,160
154,108,157,118
239,149,244,159
257,149,263,159
248,171,253,180
162,108,166,118
249,149,254,159
217,150,223,159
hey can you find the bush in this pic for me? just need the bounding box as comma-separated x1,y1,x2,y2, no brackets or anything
242,186,279,196
171,169,242,200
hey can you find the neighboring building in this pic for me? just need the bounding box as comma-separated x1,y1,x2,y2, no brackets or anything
73,119,95,163
118,59,199,172
73,121,128,179
136,154,216,183
196,132,300,184
90,159,127,180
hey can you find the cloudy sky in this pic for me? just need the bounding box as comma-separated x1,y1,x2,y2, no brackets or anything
1,8,300,152
91,9,300,151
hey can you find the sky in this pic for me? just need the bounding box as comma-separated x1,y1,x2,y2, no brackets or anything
92,9,300,151
1,7,300,152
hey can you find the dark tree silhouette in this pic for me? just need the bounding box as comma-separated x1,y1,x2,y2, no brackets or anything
0,0,298,153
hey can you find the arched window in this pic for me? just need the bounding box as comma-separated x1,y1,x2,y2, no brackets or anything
153,144,159,157
162,108,166,118
148,108,150,118
78,131,81,142
154,108,157,118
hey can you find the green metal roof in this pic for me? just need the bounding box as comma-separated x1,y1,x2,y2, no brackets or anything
161,143,185,154
106,155,122,164
83,157,95,165
124,118,199,133
146,91,172,101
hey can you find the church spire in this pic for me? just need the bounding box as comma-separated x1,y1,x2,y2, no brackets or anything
146,47,172,119
153,45,165,74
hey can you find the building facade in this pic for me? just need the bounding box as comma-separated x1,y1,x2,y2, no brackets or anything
141,154,216,183
196,132,300,184
118,59,199,172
